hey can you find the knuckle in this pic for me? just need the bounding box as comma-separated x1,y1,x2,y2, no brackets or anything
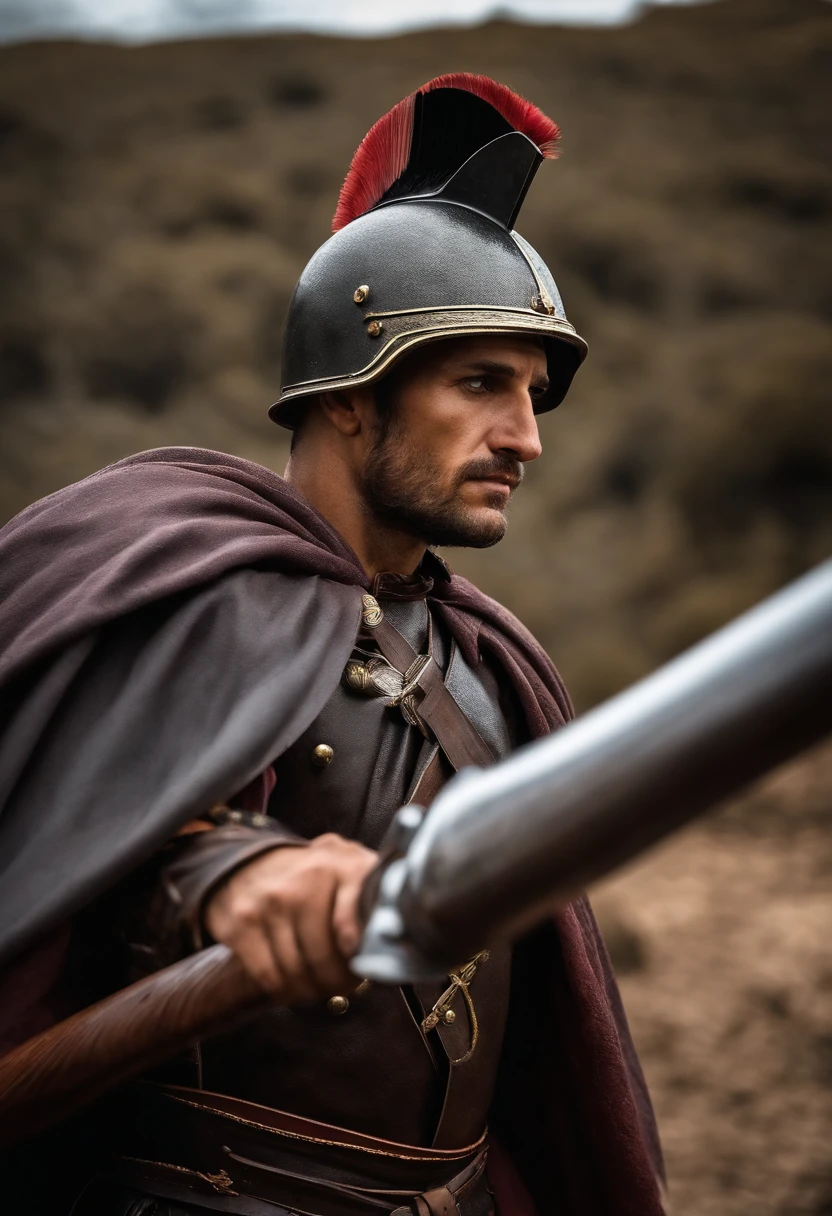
315,832,343,850
229,896,261,927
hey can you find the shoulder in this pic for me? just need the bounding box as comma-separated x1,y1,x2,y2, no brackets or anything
0,447,284,560
0,447,362,688
442,570,543,651
439,570,574,726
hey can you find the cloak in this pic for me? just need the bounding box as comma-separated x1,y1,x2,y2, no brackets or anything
0,448,664,1215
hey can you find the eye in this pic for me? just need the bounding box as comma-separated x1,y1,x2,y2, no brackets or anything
462,376,490,394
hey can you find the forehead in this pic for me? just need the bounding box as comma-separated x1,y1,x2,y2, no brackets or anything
416,333,548,375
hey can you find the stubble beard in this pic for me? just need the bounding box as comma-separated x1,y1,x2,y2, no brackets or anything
359,413,522,549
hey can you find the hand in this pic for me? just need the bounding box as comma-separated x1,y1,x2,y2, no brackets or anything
204,833,377,1002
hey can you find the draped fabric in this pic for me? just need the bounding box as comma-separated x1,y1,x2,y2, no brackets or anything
0,448,664,1214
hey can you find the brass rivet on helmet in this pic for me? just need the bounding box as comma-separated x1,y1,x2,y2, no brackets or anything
353,284,370,304
366,319,384,338
531,292,555,316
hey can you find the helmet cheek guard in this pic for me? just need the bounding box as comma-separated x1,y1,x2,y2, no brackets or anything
271,75,587,430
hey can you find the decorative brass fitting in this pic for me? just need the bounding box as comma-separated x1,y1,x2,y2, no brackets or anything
531,292,555,315
353,284,370,304
361,593,384,627
311,743,334,767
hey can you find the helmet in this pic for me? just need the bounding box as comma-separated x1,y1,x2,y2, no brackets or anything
271,74,587,429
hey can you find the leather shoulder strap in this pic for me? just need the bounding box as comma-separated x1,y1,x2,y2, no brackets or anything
367,610,494,772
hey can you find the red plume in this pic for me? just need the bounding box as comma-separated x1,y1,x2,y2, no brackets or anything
332,74,560,233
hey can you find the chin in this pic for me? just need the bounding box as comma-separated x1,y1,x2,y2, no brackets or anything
442,506,507,549
478,504,508,531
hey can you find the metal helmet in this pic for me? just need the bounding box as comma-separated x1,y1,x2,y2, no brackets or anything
271,74,587,429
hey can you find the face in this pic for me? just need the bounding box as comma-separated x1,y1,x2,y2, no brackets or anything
358,334,547,548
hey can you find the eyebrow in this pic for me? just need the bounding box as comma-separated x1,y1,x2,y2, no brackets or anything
455,358,550,389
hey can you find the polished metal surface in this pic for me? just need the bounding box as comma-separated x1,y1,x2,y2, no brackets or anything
271,194,586,426
354,559,832,982
311,743,334,767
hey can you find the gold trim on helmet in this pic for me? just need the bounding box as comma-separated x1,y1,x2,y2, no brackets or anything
271,305,587,426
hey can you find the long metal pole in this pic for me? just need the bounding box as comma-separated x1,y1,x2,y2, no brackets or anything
2,561,831,1142
355,559,832,982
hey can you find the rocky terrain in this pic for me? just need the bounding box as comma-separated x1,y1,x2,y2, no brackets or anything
0,0,830,1210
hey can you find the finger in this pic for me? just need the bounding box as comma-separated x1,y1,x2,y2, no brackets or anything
265,908,319,1003
228,927,285,995
332,877,366,959
295,877,354,993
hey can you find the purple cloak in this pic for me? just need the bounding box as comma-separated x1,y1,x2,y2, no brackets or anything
0,448,664,1215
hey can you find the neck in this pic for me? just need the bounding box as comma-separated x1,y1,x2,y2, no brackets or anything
284,451,426,580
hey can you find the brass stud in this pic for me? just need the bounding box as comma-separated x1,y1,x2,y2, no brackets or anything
344,659,370,693
353,284,370,304
442,1009,456,1025
311,743,334,768
531,292,555,316
366,319,383,338
327,995,350,1016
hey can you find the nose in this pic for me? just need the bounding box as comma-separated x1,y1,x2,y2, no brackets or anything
494,388,543,464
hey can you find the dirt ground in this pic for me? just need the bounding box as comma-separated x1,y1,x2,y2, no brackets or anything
0,0,830,1210
594,737,832,1214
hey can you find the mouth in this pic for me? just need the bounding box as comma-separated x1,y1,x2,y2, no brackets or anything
467,476,518,498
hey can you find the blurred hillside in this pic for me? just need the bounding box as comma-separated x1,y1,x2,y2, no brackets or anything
0,1,830,1211
0,0,830,708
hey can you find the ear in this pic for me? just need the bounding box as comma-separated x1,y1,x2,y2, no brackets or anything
319,387,375,437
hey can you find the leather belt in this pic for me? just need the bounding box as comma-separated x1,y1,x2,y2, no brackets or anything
103,1084,493,1216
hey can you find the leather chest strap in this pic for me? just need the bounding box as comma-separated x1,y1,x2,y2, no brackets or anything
366,613,494,773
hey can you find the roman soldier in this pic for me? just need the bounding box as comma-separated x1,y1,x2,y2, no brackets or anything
0,76,664,1215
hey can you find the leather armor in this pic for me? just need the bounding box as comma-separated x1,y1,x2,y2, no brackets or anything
194,564,521,1151
94,557,526,1213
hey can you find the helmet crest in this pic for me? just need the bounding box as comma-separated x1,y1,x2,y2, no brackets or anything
273,73,584,429
332,73,560,233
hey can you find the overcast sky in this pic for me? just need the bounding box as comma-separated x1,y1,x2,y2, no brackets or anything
0,0,719,43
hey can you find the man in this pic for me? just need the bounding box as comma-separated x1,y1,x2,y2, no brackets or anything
0,76,664,1214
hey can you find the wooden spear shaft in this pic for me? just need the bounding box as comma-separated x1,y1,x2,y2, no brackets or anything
2,560,831,1147
0,943,268,1146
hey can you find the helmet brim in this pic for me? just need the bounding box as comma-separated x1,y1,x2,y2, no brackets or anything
270,311,586,430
